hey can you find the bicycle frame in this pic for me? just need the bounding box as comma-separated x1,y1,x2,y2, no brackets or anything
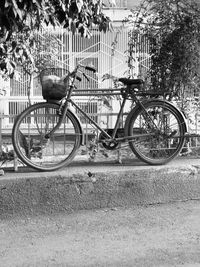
44,63,176,143
69,95,159,143
70,97,126,139
45,91,162,143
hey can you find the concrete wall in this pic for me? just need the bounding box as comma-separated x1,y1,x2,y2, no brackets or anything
127,0,142,9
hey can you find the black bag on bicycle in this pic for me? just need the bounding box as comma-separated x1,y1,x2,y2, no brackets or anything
40,68,70,100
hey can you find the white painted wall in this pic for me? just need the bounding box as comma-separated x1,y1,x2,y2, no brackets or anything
127,0,142,8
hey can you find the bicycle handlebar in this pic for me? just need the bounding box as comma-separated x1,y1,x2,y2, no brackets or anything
85,66,96,72
70,63,96,83
76,63,96,73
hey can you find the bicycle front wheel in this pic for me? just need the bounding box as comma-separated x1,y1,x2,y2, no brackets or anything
12,102,82,171
126,100,186,165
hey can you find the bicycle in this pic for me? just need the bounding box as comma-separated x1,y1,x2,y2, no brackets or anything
12,63,187,171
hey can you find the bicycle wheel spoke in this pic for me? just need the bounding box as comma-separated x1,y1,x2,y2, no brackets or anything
12,102,81,171
127,100,185,165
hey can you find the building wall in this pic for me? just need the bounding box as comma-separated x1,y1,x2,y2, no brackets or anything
127,0,142,9
103,0,142,9
127,0,200,8
103,0,142,24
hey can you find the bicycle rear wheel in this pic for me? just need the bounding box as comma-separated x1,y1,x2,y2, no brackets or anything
126,100,186,165
12,102,82,171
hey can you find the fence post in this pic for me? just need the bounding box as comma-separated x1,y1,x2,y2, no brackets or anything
13,151,18,172
0,114,2,156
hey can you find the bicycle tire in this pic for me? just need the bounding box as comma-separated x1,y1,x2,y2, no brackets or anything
125,100,186,165
12,102,82,171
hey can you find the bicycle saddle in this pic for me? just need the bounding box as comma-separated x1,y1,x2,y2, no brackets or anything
118,78,144,85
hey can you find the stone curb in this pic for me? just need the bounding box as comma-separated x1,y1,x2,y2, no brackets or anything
1,161,200,217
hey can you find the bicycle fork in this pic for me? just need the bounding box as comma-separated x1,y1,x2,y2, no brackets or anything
44,84,76,139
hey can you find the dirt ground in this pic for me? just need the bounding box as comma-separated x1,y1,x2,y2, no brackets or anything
1,200,200,267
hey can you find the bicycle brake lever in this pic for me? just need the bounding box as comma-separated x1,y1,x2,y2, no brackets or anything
85,66,96,73
76,75,82,81
83,73,90,81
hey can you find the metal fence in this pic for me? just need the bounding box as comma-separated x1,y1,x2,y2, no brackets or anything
3,26,151,127
0,26,199,170
0,98,127,170
1,98,200,171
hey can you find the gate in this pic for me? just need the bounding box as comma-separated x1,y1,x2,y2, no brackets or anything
0,26,152,130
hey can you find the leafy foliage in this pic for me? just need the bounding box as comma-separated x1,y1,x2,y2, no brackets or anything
0,0,111,76
132,0,200,98
0,0,111,38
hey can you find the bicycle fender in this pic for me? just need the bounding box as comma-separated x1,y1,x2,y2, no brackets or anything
156,99,188,133
124,99,188,137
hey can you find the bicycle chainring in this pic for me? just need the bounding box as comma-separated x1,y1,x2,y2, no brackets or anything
99,130,119,150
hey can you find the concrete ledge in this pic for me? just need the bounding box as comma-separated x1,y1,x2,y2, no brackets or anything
1,158,200,217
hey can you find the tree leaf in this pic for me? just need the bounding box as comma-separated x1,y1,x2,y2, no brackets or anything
76,0,84,13
5,0,11,8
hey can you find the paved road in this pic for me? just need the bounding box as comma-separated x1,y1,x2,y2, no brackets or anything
1,200,200,267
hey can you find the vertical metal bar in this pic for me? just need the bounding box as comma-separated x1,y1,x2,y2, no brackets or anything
64,114,66,154
195,114,198,147
112,97,126,138
0,115,2,164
